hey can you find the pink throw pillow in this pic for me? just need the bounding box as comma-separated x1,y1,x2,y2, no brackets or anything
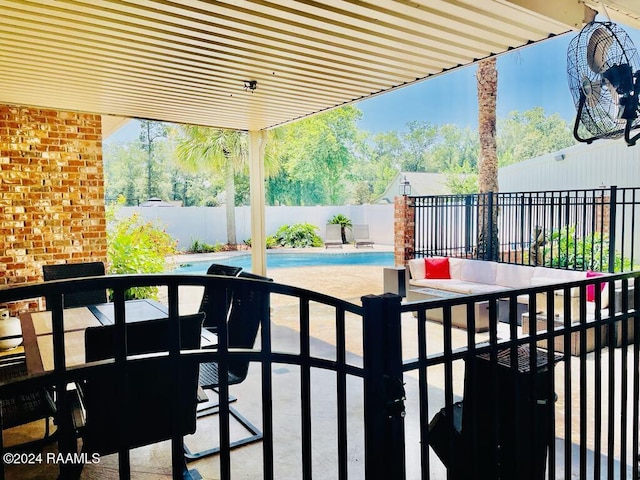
425,257,451,279
586,270,606,302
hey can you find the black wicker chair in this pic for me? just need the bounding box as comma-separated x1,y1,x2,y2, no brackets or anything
184,272,271,460
43,261,107,309
75,313,205,477
0,355,57,451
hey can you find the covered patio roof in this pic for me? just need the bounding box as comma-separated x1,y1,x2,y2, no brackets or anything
3,0,640,273
5,0,640,133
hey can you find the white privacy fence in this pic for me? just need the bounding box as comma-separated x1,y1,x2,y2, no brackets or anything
117,204,395,249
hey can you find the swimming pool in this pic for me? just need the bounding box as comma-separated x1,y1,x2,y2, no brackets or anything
173,251,394,273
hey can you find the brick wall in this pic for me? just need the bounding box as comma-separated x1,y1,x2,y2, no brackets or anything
393,195,415,266
0,105,107,300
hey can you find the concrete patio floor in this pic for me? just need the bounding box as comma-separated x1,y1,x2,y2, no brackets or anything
3,257,458,479
3,254,636,479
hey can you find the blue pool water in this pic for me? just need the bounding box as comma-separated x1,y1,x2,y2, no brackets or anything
174,251,394,273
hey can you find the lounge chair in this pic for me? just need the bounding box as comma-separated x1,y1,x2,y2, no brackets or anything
324,224,343,248
353,224,374,248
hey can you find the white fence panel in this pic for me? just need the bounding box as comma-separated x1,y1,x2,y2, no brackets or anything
117,204,394,249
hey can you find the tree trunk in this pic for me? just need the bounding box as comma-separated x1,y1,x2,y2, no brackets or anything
477,58,499,261
225,167,237,245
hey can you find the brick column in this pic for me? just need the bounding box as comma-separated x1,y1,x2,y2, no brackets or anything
0,105,107,312
394,195,415,266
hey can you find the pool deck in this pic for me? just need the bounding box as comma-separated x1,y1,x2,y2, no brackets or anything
168,244,395,320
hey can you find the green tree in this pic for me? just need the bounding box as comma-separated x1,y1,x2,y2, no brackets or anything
431,124,479,172
174,127,247,245
166,164,218,206
104,137,217,207
360,130,404,199
173,126,281,242
444,162,478,194
103,143,146,205
399,120,438,172
498,107,575,166
139,120,170,200
270,106,362,205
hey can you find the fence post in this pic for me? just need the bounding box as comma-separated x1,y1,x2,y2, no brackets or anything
487,192,495,261
362,293,406,480
608,185,617,273
465,195,473,254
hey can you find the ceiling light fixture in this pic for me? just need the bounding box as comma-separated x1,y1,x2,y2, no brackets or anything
243,80,257,92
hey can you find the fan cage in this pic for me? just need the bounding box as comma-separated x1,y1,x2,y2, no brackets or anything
567,21,640,138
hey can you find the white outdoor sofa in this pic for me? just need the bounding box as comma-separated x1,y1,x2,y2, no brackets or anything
405,257,632,343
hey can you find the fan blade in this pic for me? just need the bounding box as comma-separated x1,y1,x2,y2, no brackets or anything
601,79,626,127
605,79,619,106
587,27,614,73
586,81,602,107
580,75,602,107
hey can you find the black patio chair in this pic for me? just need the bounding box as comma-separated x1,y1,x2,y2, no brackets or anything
184,272,272,460
43,261,107,309
199,263,242,333
73,313,205,478
0,355,57,451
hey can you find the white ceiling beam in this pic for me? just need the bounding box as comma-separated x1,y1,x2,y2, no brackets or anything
499,0,597,29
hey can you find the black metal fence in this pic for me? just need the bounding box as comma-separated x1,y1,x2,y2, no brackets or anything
0,273,638,479
412,186,640,272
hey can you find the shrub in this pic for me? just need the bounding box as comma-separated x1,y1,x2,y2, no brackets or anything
542,225,631,272
243,236,279,249
273,223,323,248
266,236,278,249
107,202,178,299
188,239,223,253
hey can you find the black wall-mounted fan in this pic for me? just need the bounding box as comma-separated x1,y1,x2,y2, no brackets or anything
567,21,640,145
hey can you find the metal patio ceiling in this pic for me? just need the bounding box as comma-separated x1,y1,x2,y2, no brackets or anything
1,0,639,132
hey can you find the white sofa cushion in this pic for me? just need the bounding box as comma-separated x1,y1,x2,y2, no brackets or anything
466,283,511,294
496,263,535,289
408,258,425,280
410,278,472,293
409,278,509,295
531,267,585,286
448,258,464,280
460,259,497,285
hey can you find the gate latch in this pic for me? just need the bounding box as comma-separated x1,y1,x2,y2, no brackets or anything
384,376,406,419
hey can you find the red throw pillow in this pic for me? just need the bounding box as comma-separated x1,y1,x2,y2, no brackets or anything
425,257,450,279
586,270,606,302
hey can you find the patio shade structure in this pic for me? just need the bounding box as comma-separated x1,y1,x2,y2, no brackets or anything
2,0,640,273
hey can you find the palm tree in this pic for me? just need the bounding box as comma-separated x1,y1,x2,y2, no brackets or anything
329,214,353,244
174,126,247,245
174,126,282,246
476,57,499,261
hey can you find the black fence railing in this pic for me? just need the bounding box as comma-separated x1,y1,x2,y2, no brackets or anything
411,186,640,272
0,273,637,479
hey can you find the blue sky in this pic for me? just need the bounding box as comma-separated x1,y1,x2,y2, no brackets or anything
358,21,640,133
106,20,640,142
357,34,574,133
